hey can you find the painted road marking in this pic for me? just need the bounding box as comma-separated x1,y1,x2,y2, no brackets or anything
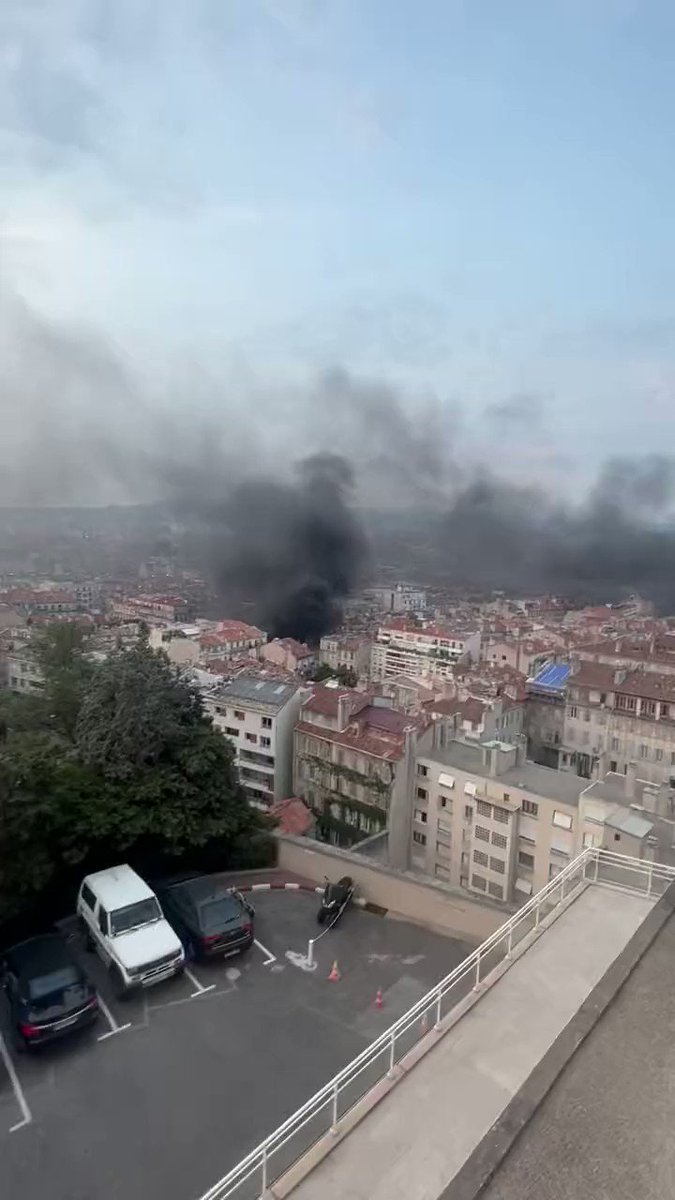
148,986,234,1013
184,966,216,998
254,938,277,966
96,993,132,1041
0,1031,32,1133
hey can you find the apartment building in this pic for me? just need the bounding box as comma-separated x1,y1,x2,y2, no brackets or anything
5,645,44,694
370,584,427,614
422,695,525,745
527,659,675,786
199,620,266,662
293,683,433,851
413,735,590,901
319,634,372,680
480,637,554,677
261,637,316,675
205,676,305,808
148,624,201,666
108,593,192,623
370,622,480,683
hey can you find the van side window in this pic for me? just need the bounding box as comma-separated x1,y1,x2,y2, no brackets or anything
81,883,96,910
98,906,109,935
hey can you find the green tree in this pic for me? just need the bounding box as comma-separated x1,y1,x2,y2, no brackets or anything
33,622,93,742
311,662,358,688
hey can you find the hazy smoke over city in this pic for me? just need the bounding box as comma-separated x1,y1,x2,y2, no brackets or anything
4,294,675,636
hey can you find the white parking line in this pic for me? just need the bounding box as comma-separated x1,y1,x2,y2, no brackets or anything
0,1031,32,1133
183,965,216,997
254,938,277,966
96,993,132,1041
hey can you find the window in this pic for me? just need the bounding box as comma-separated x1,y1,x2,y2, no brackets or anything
518,850,535,870
502,792,510,803
245,732,258,744
493,807,509,824
656,748,663,762
487,881,504,900
662,704,670,719
616,694,637,712
522,799,538,817
438,795,452,810
583,832,601,848
435,863,451,880
671,752,675,766
412,831,427,846
476,799,492,818
261,717,272,729
464,781,477,797
611,736,619,751
599,693,607,704
414,808,428,824
98,906,109,935
475,825,490,842
464,804,473,820
640,744,648,759
568,705,578,718
473,849,489,867
610,760,617,772
614,832,621,842
261,736,271,748
417,764,428,777
81,883,96,910
436,839,451,858
438,820,452,836
552,810,573,831
490,856,505,874
471,873,487,891
642,699,656,717
234,710,245,721
416,787,428,800
491,831,507,849
583,709,590,722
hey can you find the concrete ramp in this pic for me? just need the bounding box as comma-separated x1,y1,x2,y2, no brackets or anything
285,886,655,1200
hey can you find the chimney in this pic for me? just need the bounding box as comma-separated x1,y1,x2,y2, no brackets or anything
336,694,349,730
625,760,637,801
614,669,627,686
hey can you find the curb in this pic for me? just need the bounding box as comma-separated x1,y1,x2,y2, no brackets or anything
236,881,368,906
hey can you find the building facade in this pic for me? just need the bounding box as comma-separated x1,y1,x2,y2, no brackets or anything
319,635,372,680
370,584,427,614
293,683,433,851
370,623,480,683
205,676,305,808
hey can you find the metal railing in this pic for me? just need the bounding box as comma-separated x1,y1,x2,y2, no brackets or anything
197,848,675,1200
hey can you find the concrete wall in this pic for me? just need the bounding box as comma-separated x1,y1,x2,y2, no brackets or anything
277,834,507,942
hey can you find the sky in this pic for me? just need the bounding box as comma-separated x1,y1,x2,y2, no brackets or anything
3,0,675,503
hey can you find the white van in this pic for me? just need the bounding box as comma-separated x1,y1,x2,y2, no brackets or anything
77,865,184,997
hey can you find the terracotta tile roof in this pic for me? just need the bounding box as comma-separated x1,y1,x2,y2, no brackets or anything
301,683,370,718
615,671,675,703
570,661,618,691
295,720,408,762
270,797,316,836
274,638,313,658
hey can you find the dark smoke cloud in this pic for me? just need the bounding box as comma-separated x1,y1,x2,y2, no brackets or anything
5,292,675,626
177,454,368,642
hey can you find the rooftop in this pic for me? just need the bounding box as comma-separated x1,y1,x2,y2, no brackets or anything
425,740,588,806
215,675,299,707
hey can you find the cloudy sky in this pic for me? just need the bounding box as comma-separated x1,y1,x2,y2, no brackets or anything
3,0,675,503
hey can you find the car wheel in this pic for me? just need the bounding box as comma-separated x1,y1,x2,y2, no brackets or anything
185,937,197,963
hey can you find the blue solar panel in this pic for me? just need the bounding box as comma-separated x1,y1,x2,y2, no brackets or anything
530,662,570,689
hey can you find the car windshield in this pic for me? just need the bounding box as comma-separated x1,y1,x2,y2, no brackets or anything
28,965,80,1000
110,897,161,934
199,896,242,932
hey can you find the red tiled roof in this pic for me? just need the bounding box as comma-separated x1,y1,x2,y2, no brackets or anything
295,720,408,762
301,683,370,718
275,638,313,658
270,797,316,836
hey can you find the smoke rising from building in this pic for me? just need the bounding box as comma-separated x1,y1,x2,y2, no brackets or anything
4,294,675,628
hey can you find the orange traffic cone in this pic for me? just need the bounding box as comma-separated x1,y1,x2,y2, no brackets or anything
375,987,384,1010
328,960,340,982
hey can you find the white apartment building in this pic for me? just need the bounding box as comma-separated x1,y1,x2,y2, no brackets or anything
371,623,480,683
318,635,372,680
5,646,44,695
410,734,652,904
205,676,306,808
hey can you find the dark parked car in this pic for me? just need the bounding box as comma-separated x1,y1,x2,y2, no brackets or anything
159,877,255,960
2,934,99,1050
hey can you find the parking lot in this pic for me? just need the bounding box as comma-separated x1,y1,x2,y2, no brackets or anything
0,885,473,1200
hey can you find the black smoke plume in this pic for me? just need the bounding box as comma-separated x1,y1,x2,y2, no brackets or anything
176,454,368,643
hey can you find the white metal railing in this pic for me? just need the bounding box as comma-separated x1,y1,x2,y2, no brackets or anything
197,848,675,1200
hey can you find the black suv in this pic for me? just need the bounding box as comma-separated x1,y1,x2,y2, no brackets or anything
159,876,255,961
2,934,99,1050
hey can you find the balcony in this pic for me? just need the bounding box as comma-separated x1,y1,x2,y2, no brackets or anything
239,749,275,771
196,849,673,1200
